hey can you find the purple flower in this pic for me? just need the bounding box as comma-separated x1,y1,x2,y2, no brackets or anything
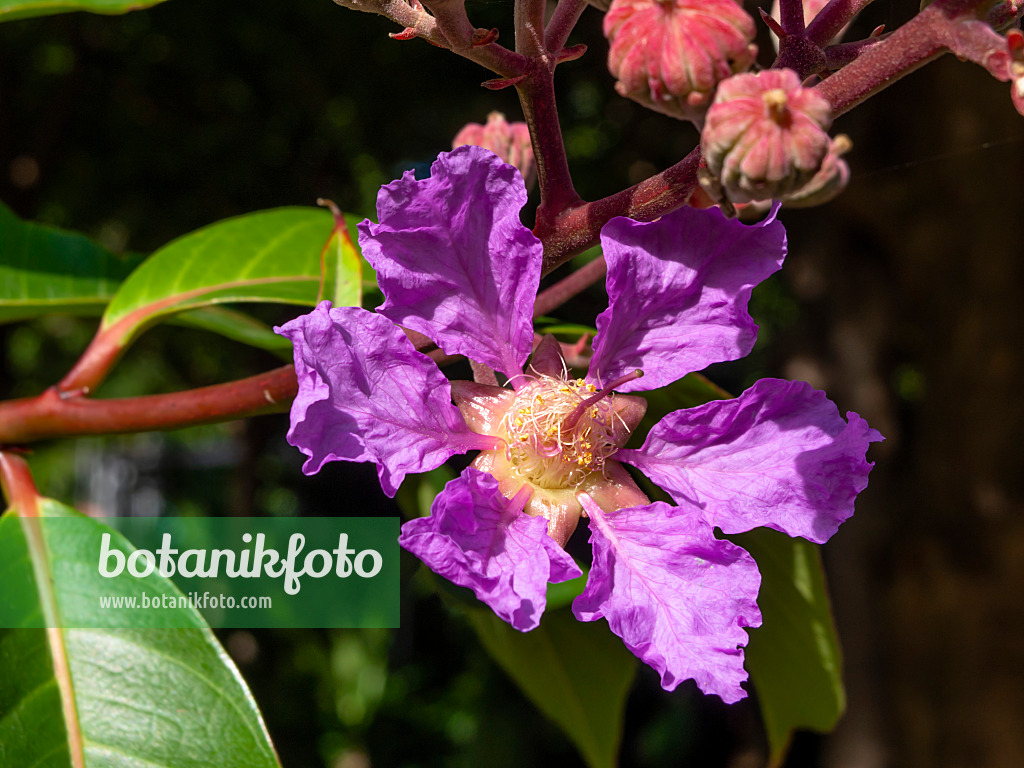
276,145,881,703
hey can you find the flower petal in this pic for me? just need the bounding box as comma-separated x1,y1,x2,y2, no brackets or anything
573,496,761,702
357,145,542,380
399,468,582,631
589,205,786,391
618,378,883,543
276,302,488,497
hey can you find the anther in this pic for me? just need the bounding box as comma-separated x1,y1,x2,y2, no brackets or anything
562,370,644,430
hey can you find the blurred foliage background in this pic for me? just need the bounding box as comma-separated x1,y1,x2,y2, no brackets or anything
2,0,1023,766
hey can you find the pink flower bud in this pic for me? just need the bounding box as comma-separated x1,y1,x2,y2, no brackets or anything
783,134,851,208
701,69,832,203
453,112,536,189
603,0,757,123
1012,72,1024,118
1007,30,1024,117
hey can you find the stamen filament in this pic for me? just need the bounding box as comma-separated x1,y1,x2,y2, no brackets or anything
562,370,644,430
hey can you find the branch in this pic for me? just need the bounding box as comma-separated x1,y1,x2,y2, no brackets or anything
814,0,997,116
779,0,806,35
806,0,878,47
0,366,297,445
537,147,702,274
515,0,547,57
518,61,583,234
545,0,589,53
335,0,526,77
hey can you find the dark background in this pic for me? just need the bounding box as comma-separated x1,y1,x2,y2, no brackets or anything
1,0,1023,766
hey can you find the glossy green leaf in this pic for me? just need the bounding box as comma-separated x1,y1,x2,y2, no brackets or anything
171,306,293,356
100,207,338,344
732,528,845,766
0,499,281,767
0,0,168,21
327,209,364,309
0,201,142,323
466,607,637,768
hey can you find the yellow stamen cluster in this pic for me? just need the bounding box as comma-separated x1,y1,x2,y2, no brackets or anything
502,375,619,489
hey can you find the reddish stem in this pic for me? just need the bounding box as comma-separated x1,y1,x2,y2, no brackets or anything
538,148,702,275
545,0,589,53
0,366,297,445
806,0,877,47
779,0,806,34
517,60,583,233
824,34,888,71
340,0,526,76
815,0,992,116
515,0,547,57
0,451,41,515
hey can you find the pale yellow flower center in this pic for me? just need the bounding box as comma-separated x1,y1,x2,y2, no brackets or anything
502,375,619,490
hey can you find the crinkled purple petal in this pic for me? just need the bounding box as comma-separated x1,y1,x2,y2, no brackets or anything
275,302,487,497
399,468,582,631
589,205,786,391
573,496,761,702
357,145,542,380
618,379,883,544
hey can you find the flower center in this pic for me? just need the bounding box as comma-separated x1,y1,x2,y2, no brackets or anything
502,372,640,490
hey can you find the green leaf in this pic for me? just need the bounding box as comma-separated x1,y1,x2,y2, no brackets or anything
100,207,338,344
171,306,293,356
0,201,143,323
0,0,168,21
731,527,846,766
532,320,599,339
466,607,637,768
326,209,364,309
0,499,281,767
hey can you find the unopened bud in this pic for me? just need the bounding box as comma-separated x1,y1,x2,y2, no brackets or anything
603,0,757,123
1007,30,1024,117
783,134,851,208
701,69,832,203
453,112,536,189
1012,67,1024,117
